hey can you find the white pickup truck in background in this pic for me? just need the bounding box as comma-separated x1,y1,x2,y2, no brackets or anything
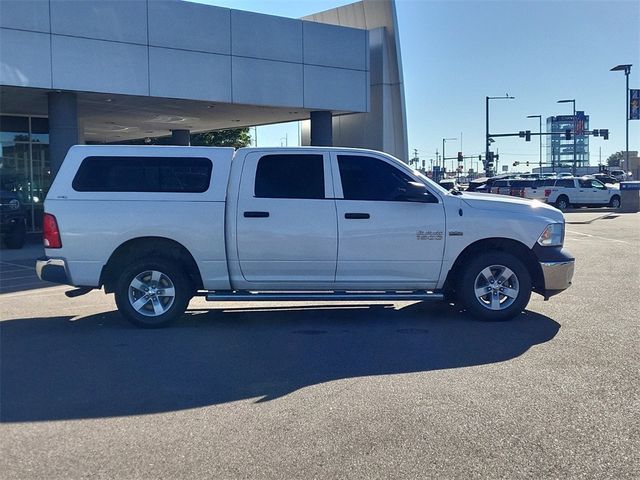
543,177,621,210
37,146,575,327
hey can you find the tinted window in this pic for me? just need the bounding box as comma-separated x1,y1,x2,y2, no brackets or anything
338,155,415,201
72,156,212,192
494,180,509,187
555,179,575,188
254,154,324,199
578,179,591,188
510,180,535,188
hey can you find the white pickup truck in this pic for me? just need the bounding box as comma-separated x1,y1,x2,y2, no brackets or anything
544,177,621,210
37,145,574,327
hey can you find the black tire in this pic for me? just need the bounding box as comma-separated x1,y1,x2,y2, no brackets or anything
3,222,26,249
555,195,570,211
457,252,532,321
114,256,193,328
609,195,621,208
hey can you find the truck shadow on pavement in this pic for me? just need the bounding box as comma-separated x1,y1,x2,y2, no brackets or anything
1,302,560,422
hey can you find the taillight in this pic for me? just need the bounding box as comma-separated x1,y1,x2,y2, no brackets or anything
544,189,551,197
43,213,62,248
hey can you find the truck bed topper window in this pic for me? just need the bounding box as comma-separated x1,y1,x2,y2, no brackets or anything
72,156,212,193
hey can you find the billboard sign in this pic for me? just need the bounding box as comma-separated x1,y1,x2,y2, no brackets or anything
630,89,640,120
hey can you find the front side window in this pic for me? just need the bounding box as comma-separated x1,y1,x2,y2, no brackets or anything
591,180,605,189
72,156,212,192
254,154,325,199
338,155,416,201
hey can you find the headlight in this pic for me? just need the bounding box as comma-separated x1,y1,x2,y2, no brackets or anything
537,223,564,247
8,199,20,210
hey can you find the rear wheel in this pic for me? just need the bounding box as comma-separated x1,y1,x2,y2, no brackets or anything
555,195,570,210
457,252,532,321
609,195,621,208
114,257,193,328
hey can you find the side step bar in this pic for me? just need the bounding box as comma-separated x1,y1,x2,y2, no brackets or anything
205,291,444,302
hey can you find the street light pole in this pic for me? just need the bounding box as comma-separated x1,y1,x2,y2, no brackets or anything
611,64,632,172
486,95,515,176
558,99,577,175
527,115,543,174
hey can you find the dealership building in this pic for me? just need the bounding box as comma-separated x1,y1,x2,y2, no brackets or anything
0,0,407,229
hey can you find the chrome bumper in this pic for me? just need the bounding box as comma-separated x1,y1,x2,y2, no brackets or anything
540,260,575,293
36,257,72,285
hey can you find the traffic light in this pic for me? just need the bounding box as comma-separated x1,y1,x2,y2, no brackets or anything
601,129,609,140
526,161,530,166
525,130,531,142
513,161,520,167
592,130,599,137
457,151,463,163
565,129,572,140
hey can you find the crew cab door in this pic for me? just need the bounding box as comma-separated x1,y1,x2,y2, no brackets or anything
236,151,337,284
331,153,445,288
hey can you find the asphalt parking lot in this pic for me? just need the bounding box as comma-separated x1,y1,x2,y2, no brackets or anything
1,212,639,479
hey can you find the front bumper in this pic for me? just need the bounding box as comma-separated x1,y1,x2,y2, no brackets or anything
36,257,72,285
540,260,575,298
533,245,575,299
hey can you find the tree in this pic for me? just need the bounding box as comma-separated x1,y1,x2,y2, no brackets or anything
190,128,251,148
606,151,624,167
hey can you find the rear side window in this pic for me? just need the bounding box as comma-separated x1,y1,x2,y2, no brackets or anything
254,154,325,199
555,179,575,188
338,155,414,201
72,156,212,192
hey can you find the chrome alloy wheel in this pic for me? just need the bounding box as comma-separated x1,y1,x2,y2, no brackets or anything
128,270,176,317
474,264,520,311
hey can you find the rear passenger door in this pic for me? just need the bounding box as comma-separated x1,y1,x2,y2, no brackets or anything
331,153,445,288
236,152,337,284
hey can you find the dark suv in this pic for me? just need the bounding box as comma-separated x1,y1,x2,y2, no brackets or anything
0,190,27,249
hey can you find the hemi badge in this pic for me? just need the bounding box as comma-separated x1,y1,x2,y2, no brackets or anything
448,231,463,236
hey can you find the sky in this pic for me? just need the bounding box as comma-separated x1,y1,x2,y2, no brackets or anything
197,0,640,171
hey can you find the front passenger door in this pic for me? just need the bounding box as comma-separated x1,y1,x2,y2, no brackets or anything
332,154,445,289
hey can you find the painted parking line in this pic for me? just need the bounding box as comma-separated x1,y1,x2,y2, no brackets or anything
565,229,631,244
0,261,35,270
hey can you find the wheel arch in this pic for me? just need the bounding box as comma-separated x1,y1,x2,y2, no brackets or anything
100,236,204,293
443,237,544,297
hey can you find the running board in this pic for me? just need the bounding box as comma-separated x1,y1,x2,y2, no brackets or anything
205,291,444,302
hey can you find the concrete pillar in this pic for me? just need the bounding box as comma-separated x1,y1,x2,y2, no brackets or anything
171,129,191,146
310,111,333,146
48,91,79,177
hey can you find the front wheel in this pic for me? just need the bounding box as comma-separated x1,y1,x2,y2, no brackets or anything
114,257,193,328
609,195,621,208
457,252,532,321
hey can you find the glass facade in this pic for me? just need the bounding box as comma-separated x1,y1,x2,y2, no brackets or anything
546,111,589,170
0,115,50,230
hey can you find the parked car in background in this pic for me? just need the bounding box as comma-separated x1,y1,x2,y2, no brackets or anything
438,179,461,191
0,190,27,249
591,173,618,185
543,177,621,210
608,170,629,182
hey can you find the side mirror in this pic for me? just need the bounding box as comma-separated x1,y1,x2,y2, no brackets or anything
398,182,437,203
